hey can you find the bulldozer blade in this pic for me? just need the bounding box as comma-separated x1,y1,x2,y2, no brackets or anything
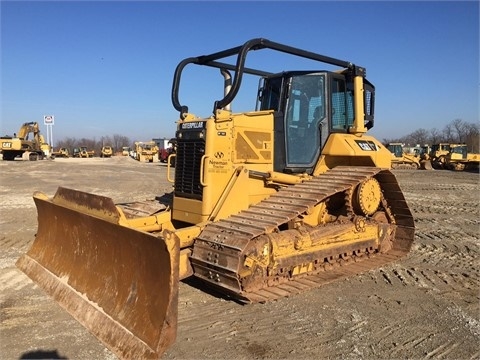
420,160,433,170
16,187,180,359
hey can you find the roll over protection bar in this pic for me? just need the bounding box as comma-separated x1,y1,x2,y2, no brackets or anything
171,38,365,118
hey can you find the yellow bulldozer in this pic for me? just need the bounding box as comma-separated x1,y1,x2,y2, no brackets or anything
0,121,50,161
386,143,421,169
134,141,158,162
444,144,480,171
73,146,95,158
51,147,71,158
420,143,475,170
17,39,414,359
101,145,114,158
420,142,452,169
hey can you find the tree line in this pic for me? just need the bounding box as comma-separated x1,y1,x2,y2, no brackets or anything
382,119,479,153
55,134,133,155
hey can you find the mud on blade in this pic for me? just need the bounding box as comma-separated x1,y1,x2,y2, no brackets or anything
16,187,179,359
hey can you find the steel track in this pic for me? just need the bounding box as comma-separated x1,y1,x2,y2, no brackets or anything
190,166,415,303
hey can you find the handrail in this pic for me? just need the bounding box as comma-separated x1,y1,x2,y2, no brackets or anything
171,38,363,117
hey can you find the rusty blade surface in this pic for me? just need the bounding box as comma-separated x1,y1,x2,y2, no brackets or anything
16,188,179,359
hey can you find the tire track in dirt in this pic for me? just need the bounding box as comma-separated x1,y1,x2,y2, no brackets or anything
0,196,35,209
403,180,480,307
173,292,306,357
170,283,374,359
1,236,28,251
0,268,38,298
1,295,46,330
390,337,465,359
0,268,38,295
414,218,480,230
376,265,479,293
410,201,480,216
374,238,479,295
0,228,36,268
408,183,478,192
357,296,478,359
425,341,461,359
355,277,479,359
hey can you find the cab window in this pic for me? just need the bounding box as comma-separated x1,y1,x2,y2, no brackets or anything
285,74,325,165
331,78,354,131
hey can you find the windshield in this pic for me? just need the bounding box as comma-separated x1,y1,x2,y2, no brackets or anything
451,146,466,156
285,74,326,165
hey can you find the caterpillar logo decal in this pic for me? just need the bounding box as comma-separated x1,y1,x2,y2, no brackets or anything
180,121,204,129
355,140,377,151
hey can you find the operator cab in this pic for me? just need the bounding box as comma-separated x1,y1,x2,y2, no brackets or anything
258,71,357,174
171,39,375,176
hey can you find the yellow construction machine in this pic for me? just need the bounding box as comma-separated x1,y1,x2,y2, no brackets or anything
386,143,421,169
421,143,474,170
0,122,50,160
134,141,158,162
422,143,452,169
73,146,95,158
418,144,433,169
51,147,71,158
101,145,114,158
17,39,414,359
444,144,480,171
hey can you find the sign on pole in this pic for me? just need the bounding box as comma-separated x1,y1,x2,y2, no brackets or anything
44,115,54,125
43,115,54,148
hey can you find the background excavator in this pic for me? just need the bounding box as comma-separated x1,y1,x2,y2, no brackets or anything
0,121,50,160
17,39,414,359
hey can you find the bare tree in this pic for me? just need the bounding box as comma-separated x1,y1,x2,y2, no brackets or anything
452,118,471,143
56,137,77,152
429,128,441,144
442,124,455,142
113,134,131,153
100,135,113,146
382,137,398,145
408,128,429,146
464,122,480,152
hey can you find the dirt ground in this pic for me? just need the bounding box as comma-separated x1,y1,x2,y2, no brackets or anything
1,156,479,360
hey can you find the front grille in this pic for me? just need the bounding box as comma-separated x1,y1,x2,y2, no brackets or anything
174,138,205,200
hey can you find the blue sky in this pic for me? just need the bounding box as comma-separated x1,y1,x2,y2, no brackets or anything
1,1,479,144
